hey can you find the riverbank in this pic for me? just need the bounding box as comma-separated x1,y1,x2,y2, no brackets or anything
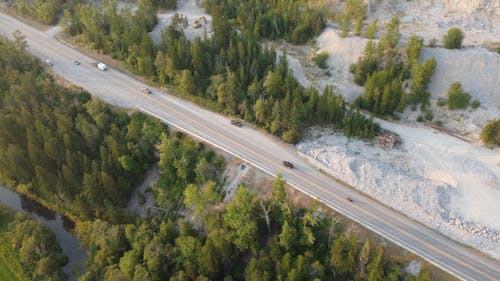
0,185,85,281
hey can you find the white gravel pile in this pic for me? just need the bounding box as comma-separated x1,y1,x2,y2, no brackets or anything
298,124,500,260
285,18,500,260
285,54,310,88
315,28,366,101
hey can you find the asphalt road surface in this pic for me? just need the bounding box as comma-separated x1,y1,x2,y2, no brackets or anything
1,12,499,281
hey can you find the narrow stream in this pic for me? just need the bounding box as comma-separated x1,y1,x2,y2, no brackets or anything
0,185,85,281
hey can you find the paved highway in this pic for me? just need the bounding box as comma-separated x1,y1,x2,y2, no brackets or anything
1,12,499,281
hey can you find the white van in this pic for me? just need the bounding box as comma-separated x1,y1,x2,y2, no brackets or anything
97,63,108,71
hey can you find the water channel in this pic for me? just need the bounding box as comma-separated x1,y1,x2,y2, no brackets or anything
0,185,85,281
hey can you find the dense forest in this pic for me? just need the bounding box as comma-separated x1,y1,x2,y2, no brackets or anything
77,170,433,281
202,0,325,44
0,33,436,280
0,205,67,281
58,0,378,142
13,0,66,24
0,36,168,222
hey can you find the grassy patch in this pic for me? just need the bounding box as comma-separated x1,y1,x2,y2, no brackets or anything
0,256,18,281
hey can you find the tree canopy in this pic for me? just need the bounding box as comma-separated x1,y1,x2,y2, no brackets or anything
0,206,67,281
0,36,167,222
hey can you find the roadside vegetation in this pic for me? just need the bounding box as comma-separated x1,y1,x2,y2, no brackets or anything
312,51,329,70
0,36,167,222
11,0,66,25
0,205,67,281
77,163,433,281
56,0,377,142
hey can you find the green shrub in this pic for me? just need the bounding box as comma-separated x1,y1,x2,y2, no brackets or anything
447,82,471,110
313,51,329,69
437,98,447,107
444,27,464,49
282,129,298,144
428,38,437,47
417,116,424,122
354,16,363,36
425,110,433,121
480,119,500,146
471,99,481,109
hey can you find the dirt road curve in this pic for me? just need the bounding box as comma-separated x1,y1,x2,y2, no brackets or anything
1,12,499,281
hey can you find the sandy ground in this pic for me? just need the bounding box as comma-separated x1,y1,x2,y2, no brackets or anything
127,166,159,217
419,47,500,140
315,28,366,100
149,0,212,44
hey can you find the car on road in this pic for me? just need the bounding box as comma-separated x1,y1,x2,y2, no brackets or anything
97,62,108,71
230,119,243,127
283,161,294,169
140,87,152,94
46,59,53,66
346,197,354,202
73,60,80,65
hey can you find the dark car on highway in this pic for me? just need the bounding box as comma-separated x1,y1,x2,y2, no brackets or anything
283,161,294,168
230,119,243,127
140,87,152,94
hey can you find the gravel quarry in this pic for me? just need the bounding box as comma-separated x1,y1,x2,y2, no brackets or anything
291,1,500,260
